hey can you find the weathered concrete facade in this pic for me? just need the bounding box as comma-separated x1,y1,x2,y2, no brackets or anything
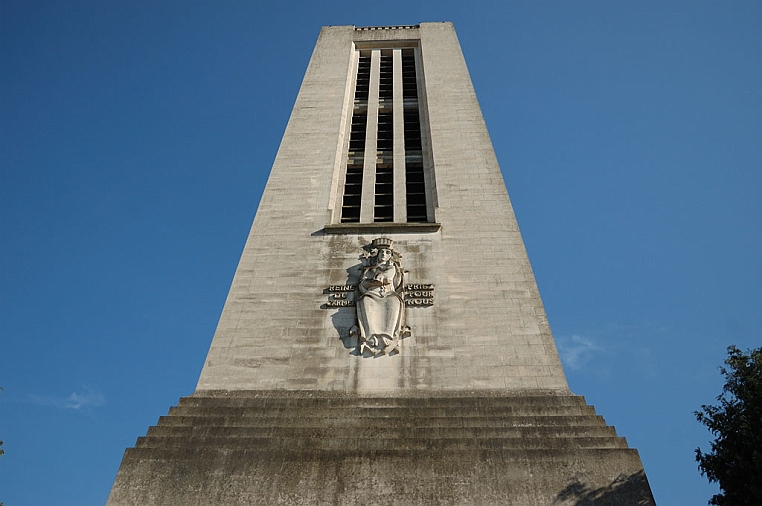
196,22,567,394
108,23,655,505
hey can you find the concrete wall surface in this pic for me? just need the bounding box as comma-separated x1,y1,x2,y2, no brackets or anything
196,23,568,394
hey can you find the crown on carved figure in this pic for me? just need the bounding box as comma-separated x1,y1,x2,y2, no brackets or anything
371,237,393,249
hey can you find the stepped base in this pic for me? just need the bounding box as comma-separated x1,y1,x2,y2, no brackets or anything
107,391,655,506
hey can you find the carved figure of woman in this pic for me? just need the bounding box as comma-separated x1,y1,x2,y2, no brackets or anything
355,238,405,355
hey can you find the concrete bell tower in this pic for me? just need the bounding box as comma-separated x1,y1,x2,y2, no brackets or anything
108,23,655,506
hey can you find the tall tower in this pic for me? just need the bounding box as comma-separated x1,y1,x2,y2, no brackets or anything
108,23,655,505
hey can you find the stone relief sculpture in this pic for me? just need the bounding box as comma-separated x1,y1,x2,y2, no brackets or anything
351,237,409,355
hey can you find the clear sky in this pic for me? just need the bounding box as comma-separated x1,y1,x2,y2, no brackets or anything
1,1,759,505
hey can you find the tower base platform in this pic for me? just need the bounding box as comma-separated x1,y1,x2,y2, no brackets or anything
107,391,655,506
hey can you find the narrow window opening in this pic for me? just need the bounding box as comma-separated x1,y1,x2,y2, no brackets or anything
341,53,371,223
376,113,393,151
401,48,418,108
374,164,394,222
341,164,363,223
405,163,427,222
348,114,367,152
354,54,371,103
375,110,394,222
378,52,393,111
402,49,429,222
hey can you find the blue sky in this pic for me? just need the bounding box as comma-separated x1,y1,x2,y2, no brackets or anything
1,1,760,504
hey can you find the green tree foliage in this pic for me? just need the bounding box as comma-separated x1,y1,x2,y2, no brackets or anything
695,346,762,506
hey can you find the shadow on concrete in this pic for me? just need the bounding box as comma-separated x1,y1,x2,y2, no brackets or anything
330,263,363,354
554,470,655,506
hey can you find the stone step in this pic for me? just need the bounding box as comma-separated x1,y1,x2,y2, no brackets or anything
113,445,652,506
179,393,591,409
121,445,642,463
131,393,627,456
166,404,598,418
111,392,653,506
156,413,607,429
145,424,618,440
134,434,628,451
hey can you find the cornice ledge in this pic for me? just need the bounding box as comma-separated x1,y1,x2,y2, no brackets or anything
323,222,441,235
